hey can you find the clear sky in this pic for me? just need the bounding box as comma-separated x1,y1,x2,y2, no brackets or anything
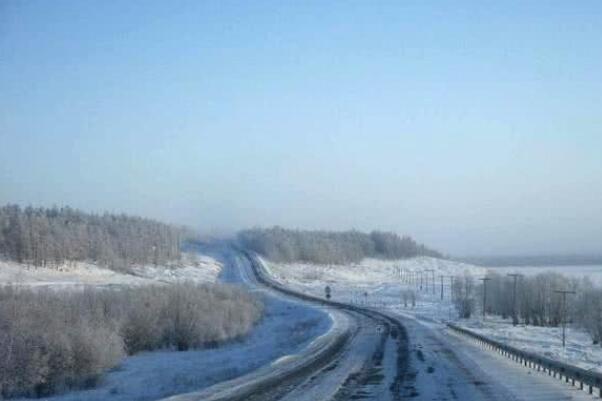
1,1,601,256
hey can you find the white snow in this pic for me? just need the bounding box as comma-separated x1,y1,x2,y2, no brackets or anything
264,257,602,374
460,316,602,373
264,256,485,296
0,252,221,288
13,295,332,401
9,248,334,401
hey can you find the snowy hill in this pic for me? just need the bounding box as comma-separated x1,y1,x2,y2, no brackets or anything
264,256,485,297
0,252,222,288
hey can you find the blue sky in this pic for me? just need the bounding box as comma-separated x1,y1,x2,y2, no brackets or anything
1,1,601,255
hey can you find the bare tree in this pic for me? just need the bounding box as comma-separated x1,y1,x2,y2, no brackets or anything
452,272,475,318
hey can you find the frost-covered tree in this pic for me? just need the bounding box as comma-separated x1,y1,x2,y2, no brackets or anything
452,272,475,318
0,205,189,270
237,227,441,264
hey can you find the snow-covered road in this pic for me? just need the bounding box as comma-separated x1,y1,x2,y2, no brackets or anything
15,246,599,401
395,313,598,400
258,256,600,401
168,247,404,401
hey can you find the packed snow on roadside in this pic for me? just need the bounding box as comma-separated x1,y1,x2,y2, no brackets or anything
460,316,602,373
264,256,602,373
0,252,221,288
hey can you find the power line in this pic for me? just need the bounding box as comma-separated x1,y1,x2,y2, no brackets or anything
425,269,435,294
440,275,454,300
554,289,576,348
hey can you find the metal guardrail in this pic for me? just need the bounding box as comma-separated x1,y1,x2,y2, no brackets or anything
162,250,353,401
243,250,406,333
447,323,602,397
243,250,409,397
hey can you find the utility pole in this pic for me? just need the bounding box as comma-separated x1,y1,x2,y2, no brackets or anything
425,269,435,294
479,277,491,318
554,289,576,348
440,275,454,300
446,275,455,319
507,274,522,326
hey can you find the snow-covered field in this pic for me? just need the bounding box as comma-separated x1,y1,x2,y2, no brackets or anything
461,316,602,372
264,256,485,299
0,252,221,288
264,257,602,373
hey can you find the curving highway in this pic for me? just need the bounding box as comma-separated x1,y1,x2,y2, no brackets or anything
165,246,598,401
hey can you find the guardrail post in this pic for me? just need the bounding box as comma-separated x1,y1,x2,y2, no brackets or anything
447,323,601,396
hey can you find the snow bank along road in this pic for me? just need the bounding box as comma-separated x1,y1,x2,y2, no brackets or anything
166,249,599,401
163,247,409,401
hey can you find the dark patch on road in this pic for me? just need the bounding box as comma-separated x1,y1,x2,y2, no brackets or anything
321,362,338,372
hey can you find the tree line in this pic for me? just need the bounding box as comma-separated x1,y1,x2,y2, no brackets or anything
0,205,188,270
238,227,442,264
450,270,602,346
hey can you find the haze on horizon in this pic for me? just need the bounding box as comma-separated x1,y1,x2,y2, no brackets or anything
1,1,601,257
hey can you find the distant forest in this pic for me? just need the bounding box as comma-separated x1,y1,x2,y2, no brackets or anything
461,254,602,267
0,205,187,269
238,227,442,264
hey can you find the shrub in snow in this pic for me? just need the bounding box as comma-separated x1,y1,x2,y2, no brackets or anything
0,283,263,398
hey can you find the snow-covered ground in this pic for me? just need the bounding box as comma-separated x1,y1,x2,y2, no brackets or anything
8,247,334,401
264,256,602,374
264,256,485,300
0,252,221,288
461,316,602,372
19,295,331,401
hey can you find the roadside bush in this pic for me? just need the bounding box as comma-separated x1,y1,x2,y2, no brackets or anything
0,288,125,398
0,283,263,398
